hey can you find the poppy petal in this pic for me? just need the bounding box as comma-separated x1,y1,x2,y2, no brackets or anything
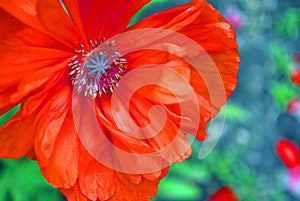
109,170,168,201
0,45,71,85
0,0,83,49
0,7,69,50
70,0,150,39
129,0,237,52
126,0,239,140
57,0,87,45
0,48,69,87
100,92,192,166
40,112,79,189
60,182,88,201
124,59,192,105
125,174,142,185
142,170,162,181
78,145,115,201
98,96,159,153
128,1,239,102
0,109,36,158
129,0,239,90
0,82,66,158
0,43,71,115
129,95,192,160
32,85,71,167
0,62,67,116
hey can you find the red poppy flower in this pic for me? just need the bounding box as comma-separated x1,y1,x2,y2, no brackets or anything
276,139,300,169
0,0,239,200
207,186,239,201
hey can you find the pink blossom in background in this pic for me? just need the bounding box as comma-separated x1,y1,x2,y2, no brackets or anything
225,8,244,30
287,98,300,115
288,167,300,197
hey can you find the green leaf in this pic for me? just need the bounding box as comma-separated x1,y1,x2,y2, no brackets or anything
170,161,211,183
276,9,300,40
157,178,202,200
270,82,299,110
129,0,190,27
0,105,20,126
269,44,293,75
217,103,251,124
0,158,64,201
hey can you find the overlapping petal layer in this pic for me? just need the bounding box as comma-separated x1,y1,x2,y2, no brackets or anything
126,0,239,140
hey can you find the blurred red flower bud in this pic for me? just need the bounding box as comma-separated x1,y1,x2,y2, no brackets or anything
276,139,300,169
207,186,239,201
291,68,300,88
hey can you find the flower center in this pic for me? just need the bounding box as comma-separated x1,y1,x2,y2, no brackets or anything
68,40,126,98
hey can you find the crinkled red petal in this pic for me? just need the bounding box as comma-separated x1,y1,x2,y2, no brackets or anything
126,0,239,140
32,84,71,168
78,144,115,201
67,0,150,40
0,0,84,50
40,111,79,188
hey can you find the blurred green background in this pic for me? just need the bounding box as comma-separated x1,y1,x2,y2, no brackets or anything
1,0,300,200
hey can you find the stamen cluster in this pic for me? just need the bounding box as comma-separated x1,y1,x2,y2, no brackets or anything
68,40,126,98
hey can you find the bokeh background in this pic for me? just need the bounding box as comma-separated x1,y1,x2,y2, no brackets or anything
1,0,300,200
